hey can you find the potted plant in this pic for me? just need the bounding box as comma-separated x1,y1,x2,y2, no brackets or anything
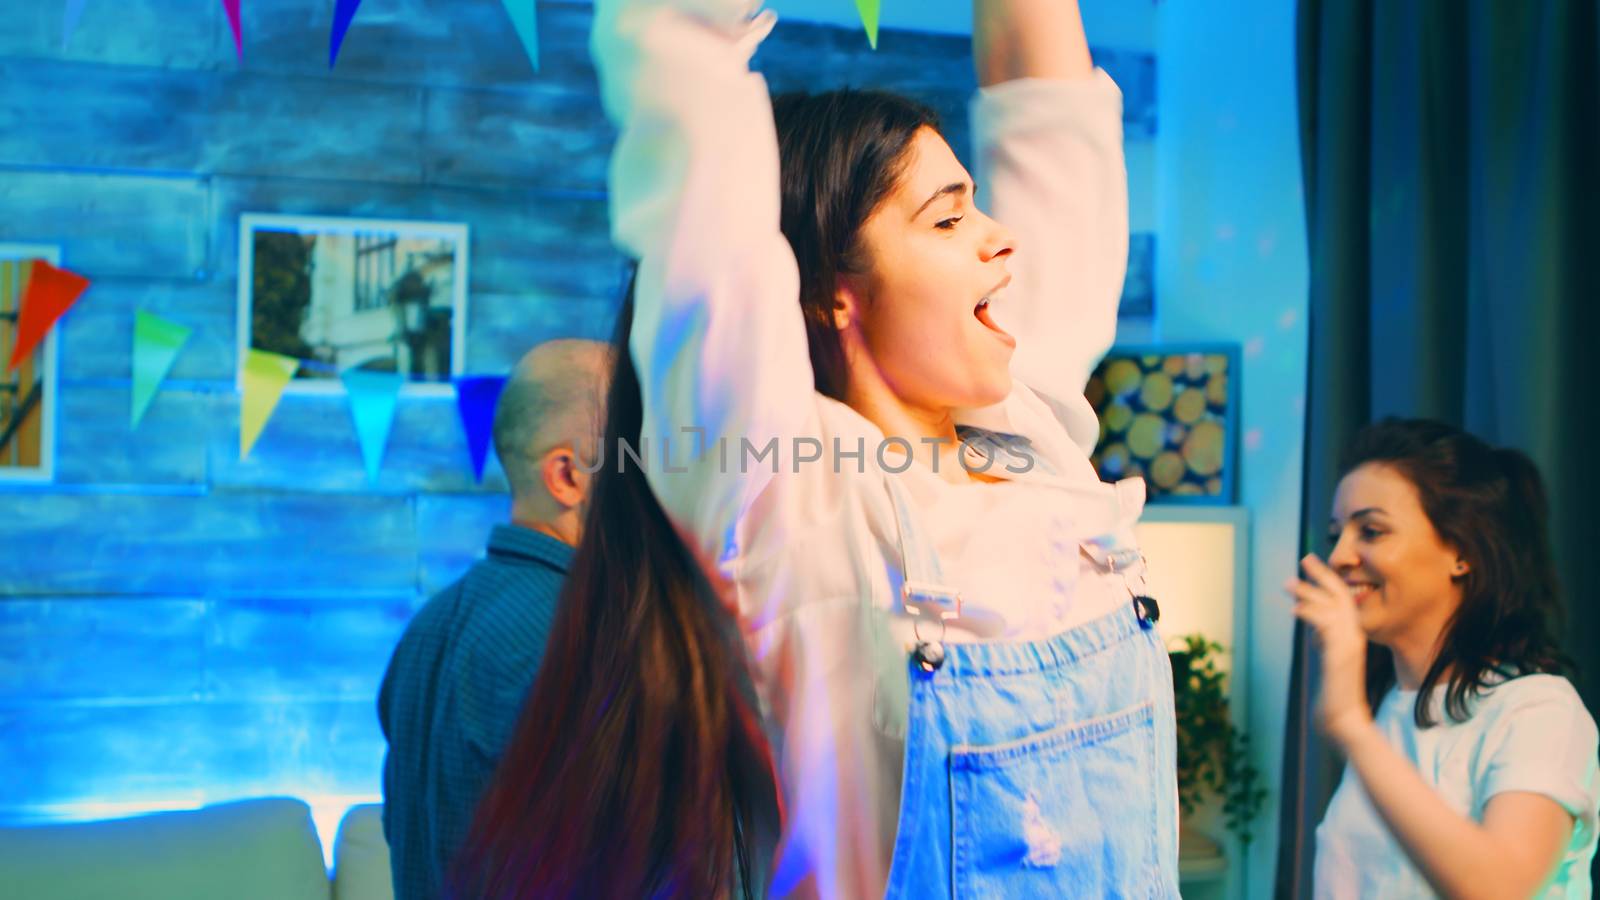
1170,633,1267,857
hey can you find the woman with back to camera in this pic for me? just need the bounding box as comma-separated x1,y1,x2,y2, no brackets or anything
1291,418,1599,898
457,0,1180,895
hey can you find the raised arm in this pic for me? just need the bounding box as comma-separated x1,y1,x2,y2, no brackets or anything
974,0,1093,84
591,0,817,565
970,0,1128,407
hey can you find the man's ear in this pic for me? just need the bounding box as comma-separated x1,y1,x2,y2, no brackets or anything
541,448,584,509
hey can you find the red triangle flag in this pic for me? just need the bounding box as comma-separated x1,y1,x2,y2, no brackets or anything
7,260,90,373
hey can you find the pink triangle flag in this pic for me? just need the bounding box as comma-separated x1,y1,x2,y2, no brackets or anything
222,0,243,59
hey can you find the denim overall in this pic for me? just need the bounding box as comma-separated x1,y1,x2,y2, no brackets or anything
877,430,1181,898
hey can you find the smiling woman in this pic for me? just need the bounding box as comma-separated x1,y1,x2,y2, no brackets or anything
841,127,1020,413
456,0,1179,896
1292,418,1599,898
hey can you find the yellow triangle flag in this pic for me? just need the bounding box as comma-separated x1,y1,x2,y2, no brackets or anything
240,349,300,458
854,0,879,49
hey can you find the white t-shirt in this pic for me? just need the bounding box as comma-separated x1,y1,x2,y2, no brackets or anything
1315,674,1600,898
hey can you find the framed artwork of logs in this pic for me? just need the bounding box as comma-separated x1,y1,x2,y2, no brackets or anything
1085,344,1239,504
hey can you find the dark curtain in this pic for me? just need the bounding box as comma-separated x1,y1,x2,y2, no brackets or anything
1279,0,1600,895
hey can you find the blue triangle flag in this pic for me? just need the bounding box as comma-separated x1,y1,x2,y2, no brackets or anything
62,0,88,49
501,0,539,71
342,369,403,483
329,0,363,68
454,375,506,483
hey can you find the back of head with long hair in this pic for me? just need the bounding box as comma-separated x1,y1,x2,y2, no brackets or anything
452,88,940,898
1340,418,1573,727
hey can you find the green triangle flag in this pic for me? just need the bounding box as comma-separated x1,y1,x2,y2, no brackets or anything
240,349,300,458
341,368,403,483
131,310,193,427
501,0,539,71
854,0,879,49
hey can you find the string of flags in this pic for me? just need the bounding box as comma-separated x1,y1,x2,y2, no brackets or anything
8,257,514,485
37,0,887,479
57,0,882,68
203,343,510,485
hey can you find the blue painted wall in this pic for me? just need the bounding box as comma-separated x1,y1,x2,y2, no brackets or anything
0,0,1159,849
1156,3,1310,897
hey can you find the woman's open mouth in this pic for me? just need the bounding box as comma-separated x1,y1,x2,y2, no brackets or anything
974,292,1015,348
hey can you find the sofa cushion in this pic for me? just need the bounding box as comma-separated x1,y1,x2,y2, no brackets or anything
332,804,393,900
0,797,330,900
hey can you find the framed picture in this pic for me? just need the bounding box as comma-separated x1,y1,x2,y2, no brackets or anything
0,244,61,484
1085,344,1239,504
238,214,469,395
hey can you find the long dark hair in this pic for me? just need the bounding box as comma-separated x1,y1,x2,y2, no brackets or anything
774,90,941,401
453,89,940,897
1340,418,1572,727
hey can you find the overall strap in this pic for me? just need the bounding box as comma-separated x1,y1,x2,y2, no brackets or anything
882,472,963,671
1079,535,1161,630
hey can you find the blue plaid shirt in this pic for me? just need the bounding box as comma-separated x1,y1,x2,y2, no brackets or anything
378,524,573,900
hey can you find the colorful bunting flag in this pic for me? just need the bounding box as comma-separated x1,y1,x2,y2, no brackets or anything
61,0,88,49
131,310,192,427
6,260,90,373
329,0,363,68
501,0,539,71
454,375,506,483
240,349,300,458
341,368,402,483
221,0,243,59
853,0,879,49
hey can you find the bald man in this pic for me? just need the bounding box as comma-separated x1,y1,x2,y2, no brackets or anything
377,339,611,900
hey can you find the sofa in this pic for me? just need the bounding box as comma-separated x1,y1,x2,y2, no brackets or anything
0,798,393,900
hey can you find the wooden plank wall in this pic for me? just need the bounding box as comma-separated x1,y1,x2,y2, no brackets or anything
0,0,1155,822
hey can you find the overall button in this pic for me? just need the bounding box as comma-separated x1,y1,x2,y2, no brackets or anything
1133,595,1161,628
913,641,946,672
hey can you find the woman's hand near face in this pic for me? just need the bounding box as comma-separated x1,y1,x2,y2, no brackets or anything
1288,553,1374,748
